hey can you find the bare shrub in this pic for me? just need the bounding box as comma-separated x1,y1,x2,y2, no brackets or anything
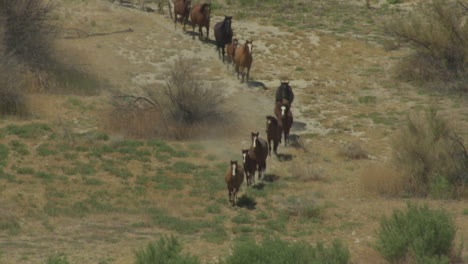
164,58,226,125
360,164,405,197
0,0,57,69
392,109,468,198
386,0,468,88
339,140,368,160
290,159,325,182
106,58,231,139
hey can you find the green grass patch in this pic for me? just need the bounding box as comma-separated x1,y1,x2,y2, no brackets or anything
36,143,57,156
34,171,57,181
84,177,103,185
152,172,184,190
169,161,198,174
232,211,253,224
15,166,35,175
134,235,200,264
44,253,70,264
224,236,350,264
0,218,21,235
358,96,377,104
0,144,8,167
5,123,51,139
9,140,29,155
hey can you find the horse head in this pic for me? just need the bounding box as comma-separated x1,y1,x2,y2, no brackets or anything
224,16,232,28
201,2,211,13
251,132,259,148
241,149,249,164
230,160,238,177
246,40,253,54
232,38,238,45
280,101,290,117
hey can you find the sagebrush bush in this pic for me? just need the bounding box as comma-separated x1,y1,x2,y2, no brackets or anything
107,58,232,139
360,164,405,197
223,236,350,264
340,140,368,159
376,203,456,264
392,109,468,198
283,195,324,220
0,0,56,68
134,235,200,264
44,253,70,264
386,0,468,88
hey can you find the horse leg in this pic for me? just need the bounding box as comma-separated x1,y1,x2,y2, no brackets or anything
274,137,279,155
246,66,250,82
235,64,240,79
174,14,177,29
267,137,271,157
221,46,225,63
206,25,209,40
199,26,203,40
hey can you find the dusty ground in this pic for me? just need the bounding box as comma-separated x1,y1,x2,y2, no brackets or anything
1,0,468,263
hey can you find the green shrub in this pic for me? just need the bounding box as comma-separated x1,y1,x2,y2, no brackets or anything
386,0,401,4
223,236,350,264
376,203,456,263
134,235,200,264
6,123,51,139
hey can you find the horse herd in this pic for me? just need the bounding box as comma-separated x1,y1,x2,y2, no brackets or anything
168,0,253,83
225,82,295,206
148,1,294,206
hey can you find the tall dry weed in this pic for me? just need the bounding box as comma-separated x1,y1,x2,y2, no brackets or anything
360,164,405,197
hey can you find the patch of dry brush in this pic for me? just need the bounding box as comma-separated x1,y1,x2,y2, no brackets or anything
107,58,232,139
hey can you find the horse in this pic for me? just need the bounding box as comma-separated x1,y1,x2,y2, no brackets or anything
214,16,233,63
249,132,268,182
274,101,293,147
226,38,238,66
225,160,244,206
275,81,294,107
173,0,191,31
190,3,211,40
234,40,253,83
242,149,256,187
266,115,282,156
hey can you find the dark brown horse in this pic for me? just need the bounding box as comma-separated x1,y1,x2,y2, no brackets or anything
226,38,238,67
249,132,268,182
190,3,211,40
234,40,253,83
242,149,256,187
173,0,191,30
225,160,244,206
274,100,293,147
275,81,294,107
214,16,233,63
266,115,281,156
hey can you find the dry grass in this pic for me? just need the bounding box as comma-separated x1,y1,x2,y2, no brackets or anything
360,164,405,197
339,140,368,160
290,159,325,182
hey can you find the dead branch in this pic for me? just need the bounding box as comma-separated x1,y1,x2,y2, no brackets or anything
61,28,133,39
449,133,468,160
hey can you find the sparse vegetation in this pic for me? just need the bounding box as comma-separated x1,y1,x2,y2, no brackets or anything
223,236,350,264
44,253,70,264
392,109,468,198
283,195,325,220
376,203,456,264
134,235,200,264
340,140,368,160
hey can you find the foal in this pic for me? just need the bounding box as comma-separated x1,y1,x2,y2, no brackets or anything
225,160,244,206
274,101,293,147
242,149,256,187
226,38,238,66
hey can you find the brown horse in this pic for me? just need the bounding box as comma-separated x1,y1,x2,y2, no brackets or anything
234,40,253,83
190,3,211,40
266,115,281,156
242,149,256,187
274,101,293,147
225,160,244,206
214,16,233,63
173,0,191,31
249,132,268,182
226,38,238,66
